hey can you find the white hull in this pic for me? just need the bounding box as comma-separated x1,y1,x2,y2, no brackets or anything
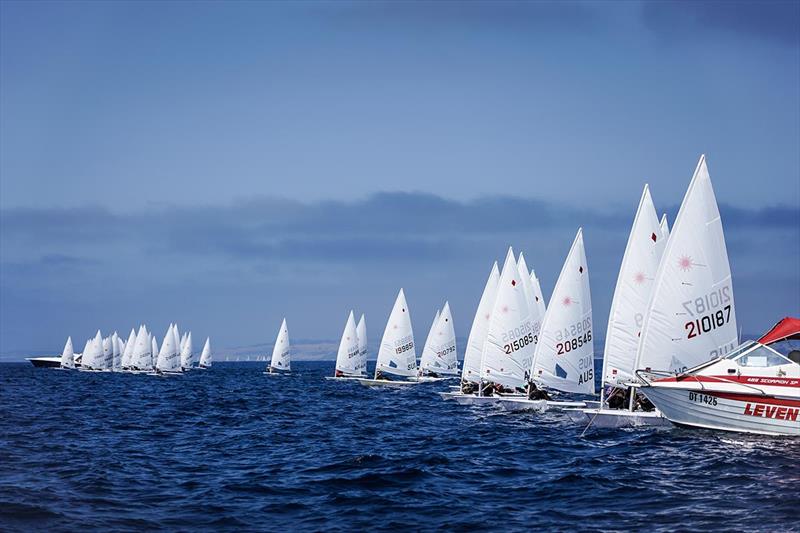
498,398,587,412
642,386,800,436
440,392,525,405
356,378,419,388
263,371,292,376
324,376,365,381
414,376,448,383
566,407,671,428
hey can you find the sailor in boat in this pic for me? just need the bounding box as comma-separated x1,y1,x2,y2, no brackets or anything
526,381,551,401
460,380,478,394
375,369,390,381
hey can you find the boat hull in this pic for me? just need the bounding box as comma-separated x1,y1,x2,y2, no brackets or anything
356,378,419,388
26,357,61,368
324,376,365,381
566,407,671,428
498,398,587,412
642,386,800,436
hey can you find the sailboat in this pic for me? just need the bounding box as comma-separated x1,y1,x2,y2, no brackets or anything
500,230,593,412
111,332,122,371
155,324,182,375
265,319,291,374
418,302,459,380
441,262,499,400
198,337,212,369
180,331,193,371
449,248,533,405
59,337,75,369
80,331,106,371
417,309,440,377
358,289,420,387
327,311,366,380
356,314,368,374
121,329,136,369
628,155,738,423
567,185,671,426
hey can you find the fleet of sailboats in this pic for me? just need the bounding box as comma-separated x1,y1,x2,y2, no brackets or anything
31,154,796,435
51,323,210,376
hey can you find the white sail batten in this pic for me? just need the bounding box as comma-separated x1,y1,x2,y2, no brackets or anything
375,289,417,378
60,337,75,369
635,155,738,374
199,337,212,368
461,262,500,384
532,229,595,395
480,248,535,390
270,319,291,371
602,185,667,387
335,311,363,376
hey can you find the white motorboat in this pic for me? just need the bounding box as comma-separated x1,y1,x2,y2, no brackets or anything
639,318,800,436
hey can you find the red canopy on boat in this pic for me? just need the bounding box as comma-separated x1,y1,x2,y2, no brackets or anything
758,317,800,345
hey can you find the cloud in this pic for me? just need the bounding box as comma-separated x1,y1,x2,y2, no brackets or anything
1,192,798,357
641,1,800,47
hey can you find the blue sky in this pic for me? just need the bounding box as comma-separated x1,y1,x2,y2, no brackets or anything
1,1,798,358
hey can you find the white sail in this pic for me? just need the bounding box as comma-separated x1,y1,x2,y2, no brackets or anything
173,324,181,354
122,329,136,368
82,330,104,370
150,335,158,368
529,269,548,320
111,332,122,371
199,337,212,368
517,252,545,347
77,338,89,366
480,248,535,390
635,155,737,374
157,324,181,372
462,261,500,384
418,309,440,375
335,311,362,376
60,336,75,369
102,336,113,370
131,326,151,370
180,331,193,370
375,289,416,378
532,229,595,395
269,318,291,371
660,213,670,239
602,185,667,387
356,314,368,375
425,301,459,375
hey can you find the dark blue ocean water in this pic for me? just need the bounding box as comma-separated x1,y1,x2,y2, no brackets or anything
1,361,798,532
